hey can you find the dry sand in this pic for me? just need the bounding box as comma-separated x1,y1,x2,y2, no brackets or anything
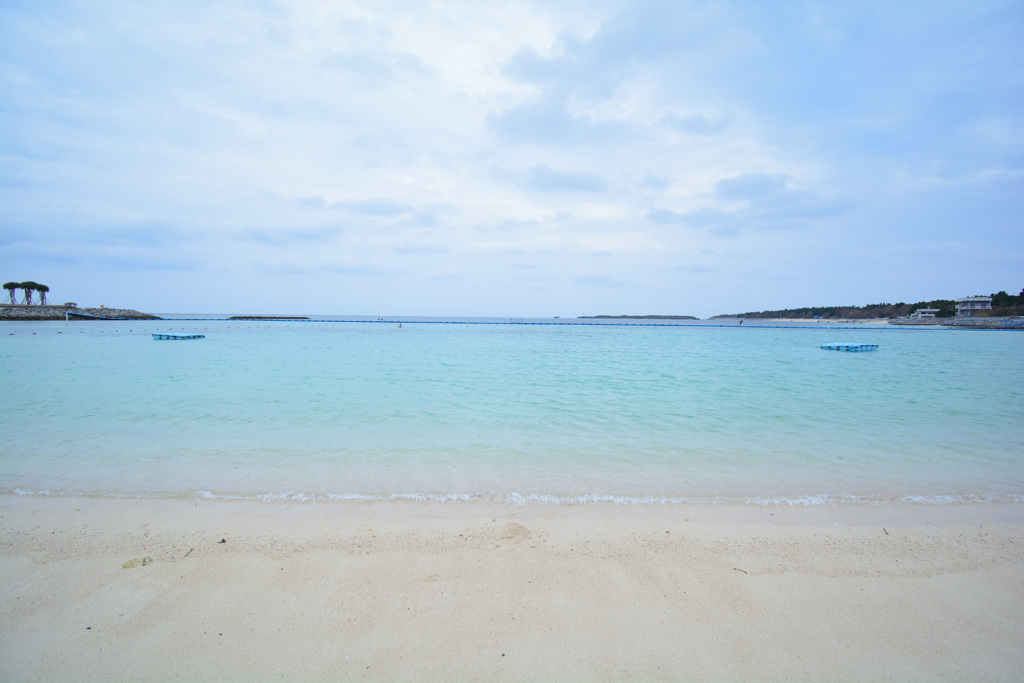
2,495,1022,681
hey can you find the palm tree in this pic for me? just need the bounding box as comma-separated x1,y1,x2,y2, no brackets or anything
20,281,37,305
3,282,17,304
37,284,50,305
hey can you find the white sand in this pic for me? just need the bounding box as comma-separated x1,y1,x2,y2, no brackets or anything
2,496,1022,681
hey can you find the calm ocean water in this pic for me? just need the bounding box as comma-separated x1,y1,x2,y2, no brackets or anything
2,316,1022,505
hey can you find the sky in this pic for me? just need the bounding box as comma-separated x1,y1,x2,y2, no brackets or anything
2,0,1022,318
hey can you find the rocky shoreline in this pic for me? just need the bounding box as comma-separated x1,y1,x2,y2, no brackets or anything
890,316,1024,329
0,305,161,321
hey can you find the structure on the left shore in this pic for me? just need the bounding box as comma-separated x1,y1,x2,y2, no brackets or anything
0,305,161,321
3,281,52,305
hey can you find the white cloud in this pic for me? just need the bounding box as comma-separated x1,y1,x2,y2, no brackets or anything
1,0,1022,317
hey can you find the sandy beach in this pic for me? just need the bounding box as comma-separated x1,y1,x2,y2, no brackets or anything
2,496,1022,681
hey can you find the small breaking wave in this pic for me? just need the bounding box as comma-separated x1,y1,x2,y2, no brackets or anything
7,487,1023,507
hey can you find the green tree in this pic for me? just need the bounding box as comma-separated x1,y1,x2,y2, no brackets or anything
3,282,17,304
36,284,49,305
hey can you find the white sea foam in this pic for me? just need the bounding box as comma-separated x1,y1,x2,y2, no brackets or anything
7,487,1023,507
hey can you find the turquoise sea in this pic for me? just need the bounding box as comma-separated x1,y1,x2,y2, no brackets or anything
2,316,1022,506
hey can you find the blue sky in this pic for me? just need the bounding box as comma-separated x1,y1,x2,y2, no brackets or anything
2,0,1022,317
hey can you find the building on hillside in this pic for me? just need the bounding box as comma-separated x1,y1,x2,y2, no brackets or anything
955,296,992,317
910,308,940,319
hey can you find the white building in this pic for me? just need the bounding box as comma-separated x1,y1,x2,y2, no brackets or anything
955,296,992,317
910,308,940,319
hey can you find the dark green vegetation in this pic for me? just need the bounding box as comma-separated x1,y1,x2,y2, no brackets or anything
713,289,1024,319
579,314,699,320
990,290,1024,314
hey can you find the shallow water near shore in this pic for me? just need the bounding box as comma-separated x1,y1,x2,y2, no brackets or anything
1,316,1022,506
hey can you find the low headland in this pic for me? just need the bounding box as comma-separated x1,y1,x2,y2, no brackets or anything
0,304,161,321
711,289,1024,329
712,289,1024,320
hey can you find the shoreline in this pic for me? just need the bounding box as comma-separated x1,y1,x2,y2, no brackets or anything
6,492,1024,528
7,486,1024,509
3,495,1022,680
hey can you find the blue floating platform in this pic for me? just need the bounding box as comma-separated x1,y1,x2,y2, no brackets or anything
821,342,877,352
152,333,205,340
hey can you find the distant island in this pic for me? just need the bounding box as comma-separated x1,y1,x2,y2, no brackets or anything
579,314,699,320
711,289,1024,320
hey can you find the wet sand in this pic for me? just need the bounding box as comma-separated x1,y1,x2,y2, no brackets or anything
2,496,1022,681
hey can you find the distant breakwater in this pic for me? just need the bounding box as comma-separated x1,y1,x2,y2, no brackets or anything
890,316,1023,329
228,316,310,320
0,305,161,321
940,317,1024,329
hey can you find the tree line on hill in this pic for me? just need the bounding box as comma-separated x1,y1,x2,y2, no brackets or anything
712,289,1024,319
